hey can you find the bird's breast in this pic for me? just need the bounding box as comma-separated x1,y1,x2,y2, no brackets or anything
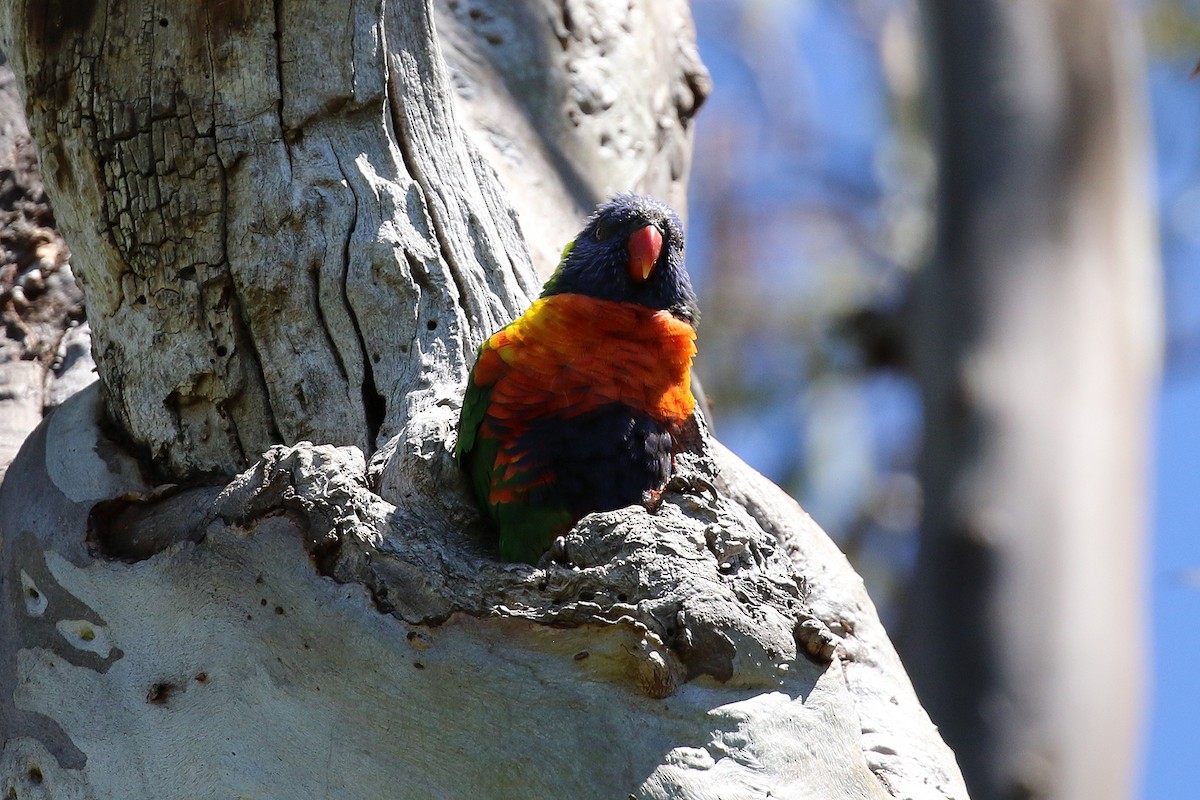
486,294,697,426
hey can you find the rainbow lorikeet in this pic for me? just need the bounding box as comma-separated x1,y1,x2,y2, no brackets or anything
455,194,700,564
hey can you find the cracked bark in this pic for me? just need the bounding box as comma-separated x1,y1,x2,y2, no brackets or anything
0,1,967,797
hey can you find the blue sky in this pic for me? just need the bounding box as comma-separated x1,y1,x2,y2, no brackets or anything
1147,374,1200,797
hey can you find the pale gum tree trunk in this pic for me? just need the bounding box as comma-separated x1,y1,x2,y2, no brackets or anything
903,1,1160,798
0,2,967,798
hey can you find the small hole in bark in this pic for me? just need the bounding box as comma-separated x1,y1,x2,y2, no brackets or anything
274,606,285,615
216,345,228,357
147,682,175,704
413,661,425,669
260,598,267,606
573,651,589,661
159,18,168,27
426,319,438,330
26,587,39,599
617,593,628,602
195,672,208,683
179,266,196,280
537,581,548,591
398,344,408,353
578,590,595,602
255,574,264,584
136,294,146,304
27,766,43,783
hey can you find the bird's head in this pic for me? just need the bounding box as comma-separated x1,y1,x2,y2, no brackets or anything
541,194,699,324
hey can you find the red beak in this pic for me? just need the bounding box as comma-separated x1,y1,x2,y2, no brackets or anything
627,225,663,283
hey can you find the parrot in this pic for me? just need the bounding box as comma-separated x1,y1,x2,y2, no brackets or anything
455,193,700,564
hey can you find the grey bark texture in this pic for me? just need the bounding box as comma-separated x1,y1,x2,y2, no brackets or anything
904,1,1160,799
2,1,967,798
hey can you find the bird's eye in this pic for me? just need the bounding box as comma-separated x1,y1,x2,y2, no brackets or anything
594,219,617,241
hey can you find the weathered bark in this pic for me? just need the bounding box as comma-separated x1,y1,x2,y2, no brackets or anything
3,386,970,798
8,0,546,477
2,1,967,797
4,0,707,479
904,1,1159,798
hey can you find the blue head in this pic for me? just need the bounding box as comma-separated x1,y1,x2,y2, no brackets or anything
541,194,699,324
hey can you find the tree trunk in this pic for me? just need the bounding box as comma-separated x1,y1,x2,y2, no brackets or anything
1,1,967,797
904,1,1159,798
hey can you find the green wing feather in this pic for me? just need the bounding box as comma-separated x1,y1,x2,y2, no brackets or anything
456,341,498,515
456,241,583,564
494,504,573,564
457,335,575,564
536,240,575,297
455,348,489,462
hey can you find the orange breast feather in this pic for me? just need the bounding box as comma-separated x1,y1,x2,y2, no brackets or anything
478,295,696,429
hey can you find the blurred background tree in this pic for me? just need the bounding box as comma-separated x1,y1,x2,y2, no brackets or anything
686,0,1196,798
